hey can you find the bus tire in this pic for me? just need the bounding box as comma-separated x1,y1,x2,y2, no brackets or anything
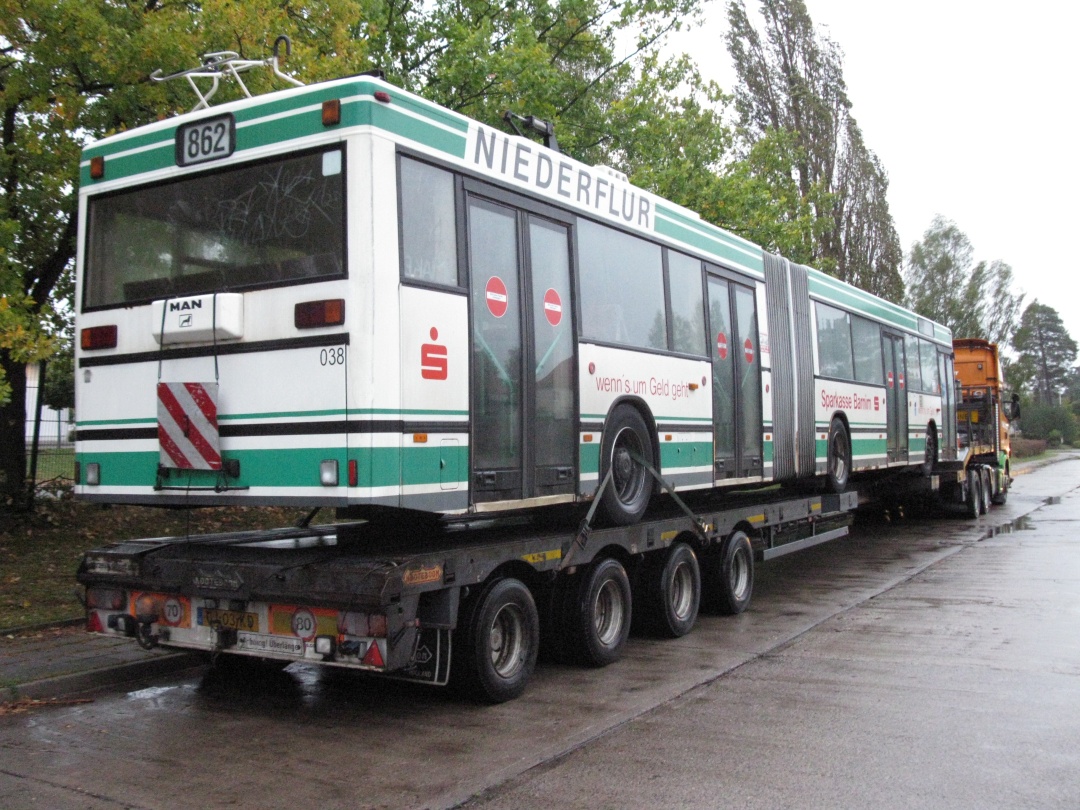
826,417,851,493
599,406,654,525
922,425,938,476
979,467,992,514
637,542,701,638
702,530,754,615
454,577,539,703
991,469,1008,505
566,557,632,667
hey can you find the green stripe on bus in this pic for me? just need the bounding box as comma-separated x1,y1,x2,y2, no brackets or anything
659,441,712,469
654,211,765,274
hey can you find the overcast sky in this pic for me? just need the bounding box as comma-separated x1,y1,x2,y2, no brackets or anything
674,0,1080,345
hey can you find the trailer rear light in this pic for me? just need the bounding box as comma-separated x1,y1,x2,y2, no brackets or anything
81,324,117,350
320,459,339,486
322,98,341,126
368,613,387,638
294,299,344,329
134,593,161,621
86,462,101,486
87,587,125,610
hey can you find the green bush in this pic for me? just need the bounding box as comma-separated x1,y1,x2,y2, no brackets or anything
1011,438,1048,458
1018,403,1077,444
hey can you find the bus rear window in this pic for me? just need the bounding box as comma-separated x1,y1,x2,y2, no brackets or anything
83,146,345,310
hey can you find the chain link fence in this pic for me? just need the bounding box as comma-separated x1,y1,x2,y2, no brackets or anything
25,362,76,493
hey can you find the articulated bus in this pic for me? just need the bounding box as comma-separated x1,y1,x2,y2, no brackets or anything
73,67,955,525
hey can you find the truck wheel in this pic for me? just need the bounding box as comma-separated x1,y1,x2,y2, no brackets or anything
599,406,654,525
454,577,539,703
979,468,992,514
564,558,632,667
637,542,701,638
963,469,981,519
991,469,1008,505
702,530,754,615
826,418,851,493
922,426,938,476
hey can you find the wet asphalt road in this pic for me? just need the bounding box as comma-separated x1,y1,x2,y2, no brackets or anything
2,460,1079,810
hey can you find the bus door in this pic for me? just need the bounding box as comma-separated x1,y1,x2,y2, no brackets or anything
466,192,576,504
707,273,763,479
882,332,908,462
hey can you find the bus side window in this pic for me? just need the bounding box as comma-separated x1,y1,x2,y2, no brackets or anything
399,156,459,287
815,302,853,379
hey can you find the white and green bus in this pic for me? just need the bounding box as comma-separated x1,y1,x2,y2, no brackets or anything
74,66,955,524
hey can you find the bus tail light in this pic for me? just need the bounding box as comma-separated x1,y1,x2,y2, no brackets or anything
320,459,339,486
295,299,345,329
374,91,391,103
348,459,358,487
81,324,117,350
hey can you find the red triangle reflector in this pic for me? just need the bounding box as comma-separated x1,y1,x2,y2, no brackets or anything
87,612,104,633
362,640,384,668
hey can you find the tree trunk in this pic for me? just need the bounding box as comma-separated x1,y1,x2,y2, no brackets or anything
0,351,30,511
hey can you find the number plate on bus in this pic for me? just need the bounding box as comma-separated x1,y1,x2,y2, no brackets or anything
175,113,236,167
202,608,259,632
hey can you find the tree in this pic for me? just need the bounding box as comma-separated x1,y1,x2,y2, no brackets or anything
725,0,902,300
904,216,1023,345
1012,302,1078,406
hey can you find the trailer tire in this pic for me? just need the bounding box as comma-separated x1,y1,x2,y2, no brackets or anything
562,557,632,667
702,531,754,615
979,467,992,514
454,577,539,703
636,542,701,638
826,418,851,493
599,406,654,525
963,469,981,519
922,426,938,476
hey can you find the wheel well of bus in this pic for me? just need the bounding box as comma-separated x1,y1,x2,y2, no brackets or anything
604,395,661,492
830,411,851,445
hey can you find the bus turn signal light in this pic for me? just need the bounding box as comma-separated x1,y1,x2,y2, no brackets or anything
295,299,345,329
90,155,105,179
322,99,341,126
81,325,117,350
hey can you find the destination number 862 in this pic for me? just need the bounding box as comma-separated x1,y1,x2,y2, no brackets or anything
320,347,346,366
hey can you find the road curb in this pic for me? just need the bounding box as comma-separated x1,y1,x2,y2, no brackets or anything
5,651,207,703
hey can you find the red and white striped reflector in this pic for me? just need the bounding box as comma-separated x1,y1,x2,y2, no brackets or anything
157,382,222,471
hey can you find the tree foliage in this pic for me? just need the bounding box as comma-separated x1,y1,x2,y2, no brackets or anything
904,216,1023,345
725,0,901,300
1012,302,1078,406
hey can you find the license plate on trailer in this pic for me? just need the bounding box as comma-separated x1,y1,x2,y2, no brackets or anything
202,608,259,632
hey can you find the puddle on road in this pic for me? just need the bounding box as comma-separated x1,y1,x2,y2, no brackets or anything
981,515,1035,540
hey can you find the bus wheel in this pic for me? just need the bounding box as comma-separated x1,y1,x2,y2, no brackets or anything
455,577,539,703
991,469,1008,505
599,406,654,525
979,467,992,514
566,558,632,667
702,530,754,615
637,542,701,638
922,426,938,476
826,418,851,493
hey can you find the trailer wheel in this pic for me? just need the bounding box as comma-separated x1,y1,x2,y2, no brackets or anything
455,577,539,703
599,406,654,525
637,542,701,638
979,467,992,514
564,558,632,667
826,418,851,493
702,531,754,615
922,426,938,476
991,468,1008,505
963,469,981,519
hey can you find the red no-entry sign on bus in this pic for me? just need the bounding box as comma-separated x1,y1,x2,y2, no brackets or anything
543,288,562,326
716,332,728,360
485,276,508,318
743,338,754,363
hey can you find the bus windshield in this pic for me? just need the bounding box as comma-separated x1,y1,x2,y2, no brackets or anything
83,145,346,310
